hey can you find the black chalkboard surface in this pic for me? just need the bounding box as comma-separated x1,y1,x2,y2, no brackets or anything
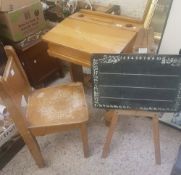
92,54,181,112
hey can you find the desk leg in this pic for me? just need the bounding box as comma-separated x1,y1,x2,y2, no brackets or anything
70,63,84,83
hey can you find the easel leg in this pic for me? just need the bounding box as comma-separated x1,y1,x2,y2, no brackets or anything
104,110,114,126
80,123,89,158
102,111,118,158
152,116,161,165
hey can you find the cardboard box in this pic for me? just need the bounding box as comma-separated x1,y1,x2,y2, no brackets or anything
0,0,40,12
0,2,47,42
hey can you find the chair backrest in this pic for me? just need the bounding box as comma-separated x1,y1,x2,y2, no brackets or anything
0,46,32,132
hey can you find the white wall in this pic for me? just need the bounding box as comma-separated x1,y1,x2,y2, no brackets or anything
159,0,181,54
89,0,148,19
52,0,149,19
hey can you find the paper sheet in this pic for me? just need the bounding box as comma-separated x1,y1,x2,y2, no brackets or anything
0,104,7,115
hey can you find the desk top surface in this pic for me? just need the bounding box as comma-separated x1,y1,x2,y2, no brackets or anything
42,10,143,66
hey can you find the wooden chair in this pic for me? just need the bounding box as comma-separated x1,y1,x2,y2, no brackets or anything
0,46,89,168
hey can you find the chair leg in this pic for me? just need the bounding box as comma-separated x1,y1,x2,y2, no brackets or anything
152,116,161,165
80,123,89,158
102,111,119,158
22,131,45,168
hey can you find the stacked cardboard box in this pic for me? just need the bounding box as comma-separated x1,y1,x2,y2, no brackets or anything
0,0,39,12
0,0,47,42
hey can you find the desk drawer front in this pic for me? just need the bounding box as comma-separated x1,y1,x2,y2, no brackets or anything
48,44,91,67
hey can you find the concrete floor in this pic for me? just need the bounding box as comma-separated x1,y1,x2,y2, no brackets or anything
1,73,181,175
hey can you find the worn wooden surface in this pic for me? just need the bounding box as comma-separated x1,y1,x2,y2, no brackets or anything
0,46,89,168
42,10,143,68
27,83,88,128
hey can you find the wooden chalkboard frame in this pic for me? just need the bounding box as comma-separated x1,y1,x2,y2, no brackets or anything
92,54,181,112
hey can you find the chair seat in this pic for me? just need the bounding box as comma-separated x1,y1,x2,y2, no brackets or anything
26,83,88,128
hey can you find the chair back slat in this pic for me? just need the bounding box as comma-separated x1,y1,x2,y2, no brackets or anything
0,46,32,130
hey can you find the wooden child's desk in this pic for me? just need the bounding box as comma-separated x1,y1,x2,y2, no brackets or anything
42,10,143,82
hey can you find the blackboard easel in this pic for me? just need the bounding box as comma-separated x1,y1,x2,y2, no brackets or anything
92,29,181,164
92,53,181,165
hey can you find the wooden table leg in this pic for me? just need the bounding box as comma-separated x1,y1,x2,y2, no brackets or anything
102,111,118,158
70,63,84,83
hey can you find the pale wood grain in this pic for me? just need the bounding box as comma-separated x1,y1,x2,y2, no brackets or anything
42,10,143,67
